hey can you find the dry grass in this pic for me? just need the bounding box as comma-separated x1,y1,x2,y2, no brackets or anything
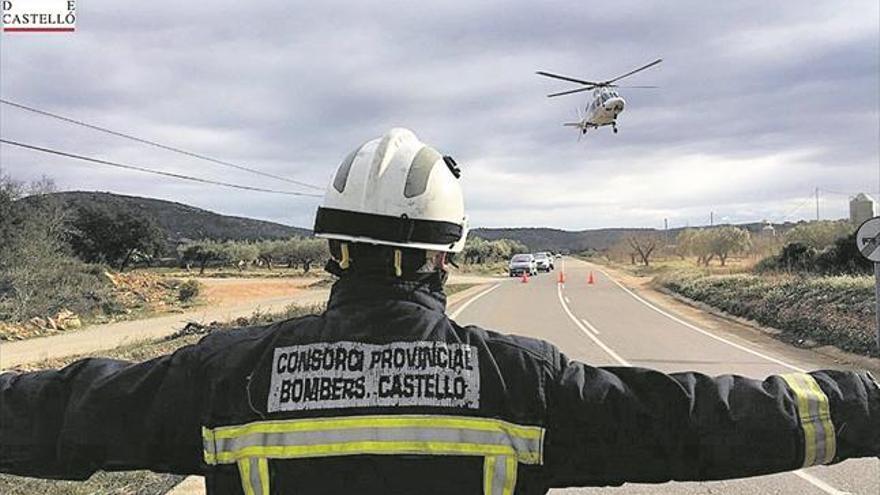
0,471,185,495
453,261,509,277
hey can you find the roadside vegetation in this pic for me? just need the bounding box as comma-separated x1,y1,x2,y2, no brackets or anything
591,220,875,357
457,236,528,275
0,172,333,341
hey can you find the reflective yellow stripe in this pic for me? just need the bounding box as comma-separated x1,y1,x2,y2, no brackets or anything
801,374,836,464
214,441,519,464
394,249,403,277
211,414,543,441
257,458,269,495
237,458,254,495
339,243,350,269
204,415,544,495
785,375,818,466
484,456,496,495
781,373,836,466
503,455,518,495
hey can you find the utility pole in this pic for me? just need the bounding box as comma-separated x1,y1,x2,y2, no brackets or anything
710,211,714,227
664,218,669,247
815,187,820,221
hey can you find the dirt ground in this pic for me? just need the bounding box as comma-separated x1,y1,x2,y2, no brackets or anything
196,277,317,304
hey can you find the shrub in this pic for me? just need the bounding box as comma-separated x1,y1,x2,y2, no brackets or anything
757,233,870,276
177,279,201,302
657,271,876,356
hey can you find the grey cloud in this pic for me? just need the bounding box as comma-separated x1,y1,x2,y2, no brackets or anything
1,0,877,230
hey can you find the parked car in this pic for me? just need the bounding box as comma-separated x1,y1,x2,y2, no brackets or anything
508,253,537,277
534,252,554,272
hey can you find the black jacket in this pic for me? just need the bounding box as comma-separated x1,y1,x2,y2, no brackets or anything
1,276,878,494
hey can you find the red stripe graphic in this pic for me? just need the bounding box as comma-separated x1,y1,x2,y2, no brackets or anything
3,27,75,32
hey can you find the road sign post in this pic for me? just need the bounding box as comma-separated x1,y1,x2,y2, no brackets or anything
875,263,880,351
856,217,880,350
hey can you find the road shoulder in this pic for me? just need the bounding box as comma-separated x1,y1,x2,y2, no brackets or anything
593,262,880,375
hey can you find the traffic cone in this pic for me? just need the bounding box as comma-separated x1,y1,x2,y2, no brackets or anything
558,271,565,284
521,272,529,283
587,271,595,285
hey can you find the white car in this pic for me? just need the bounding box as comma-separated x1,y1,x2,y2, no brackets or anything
508,254,537,277
533,252,554,272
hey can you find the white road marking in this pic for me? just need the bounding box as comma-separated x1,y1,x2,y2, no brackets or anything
587,263,855,495
592,266,805,373
580,318,600,335
449,284,501,320
556,283,629,366
791,470,852,495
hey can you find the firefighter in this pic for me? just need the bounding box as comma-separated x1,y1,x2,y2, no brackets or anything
1,128,878,494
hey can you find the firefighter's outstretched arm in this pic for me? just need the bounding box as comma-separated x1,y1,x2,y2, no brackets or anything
0,346,204,480
545,356,880,487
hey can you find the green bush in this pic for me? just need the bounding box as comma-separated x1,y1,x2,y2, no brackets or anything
657,271,876,356
757,233,870,276
177,279,201,303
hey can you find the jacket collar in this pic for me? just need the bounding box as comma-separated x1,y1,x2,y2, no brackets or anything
326,275,447,313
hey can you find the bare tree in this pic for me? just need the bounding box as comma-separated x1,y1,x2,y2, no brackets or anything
628,234,658,266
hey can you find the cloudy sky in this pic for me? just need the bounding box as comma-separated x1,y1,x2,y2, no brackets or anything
1,1,878,231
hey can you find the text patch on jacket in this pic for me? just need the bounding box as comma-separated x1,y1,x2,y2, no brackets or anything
267,340,481,412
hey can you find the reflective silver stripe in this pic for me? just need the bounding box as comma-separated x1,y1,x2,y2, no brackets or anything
236,457,268,495
212,426,541,462
485,455,516,495
202,427,217,464
780,373,836,466
204,415,543,495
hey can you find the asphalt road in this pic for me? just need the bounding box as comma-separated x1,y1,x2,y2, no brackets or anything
452,257,879,495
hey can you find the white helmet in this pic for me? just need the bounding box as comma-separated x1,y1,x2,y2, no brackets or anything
313,128,468,253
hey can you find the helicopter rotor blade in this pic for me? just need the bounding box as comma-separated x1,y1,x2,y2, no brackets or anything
547,86,594,98
613,85,659,89
535,71,599,86
605,58,663,84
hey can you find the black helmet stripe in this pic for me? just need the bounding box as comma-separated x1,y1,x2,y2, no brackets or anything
332,147,361,193
314,207,463,245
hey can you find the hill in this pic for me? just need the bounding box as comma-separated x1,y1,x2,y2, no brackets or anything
473,222,796,252
471,227,654,252
23,191,310,243
21,192,813,253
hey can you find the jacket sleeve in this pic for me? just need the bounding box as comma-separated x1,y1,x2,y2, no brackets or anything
544,354,880,487
0,345,205,480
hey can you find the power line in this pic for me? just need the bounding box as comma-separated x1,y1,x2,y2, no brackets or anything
0,138,322,197
780,195,815,221
818,187,880,197
0,98,323,191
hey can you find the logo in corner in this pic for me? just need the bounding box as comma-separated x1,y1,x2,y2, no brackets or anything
2,0,76,33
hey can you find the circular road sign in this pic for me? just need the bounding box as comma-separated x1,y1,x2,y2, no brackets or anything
856,216,880,262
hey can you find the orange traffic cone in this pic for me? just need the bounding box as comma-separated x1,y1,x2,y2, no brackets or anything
521,272,529,283
558,271,565,284
587,271,595,285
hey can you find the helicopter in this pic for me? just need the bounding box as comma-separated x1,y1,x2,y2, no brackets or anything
536,58,662,138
